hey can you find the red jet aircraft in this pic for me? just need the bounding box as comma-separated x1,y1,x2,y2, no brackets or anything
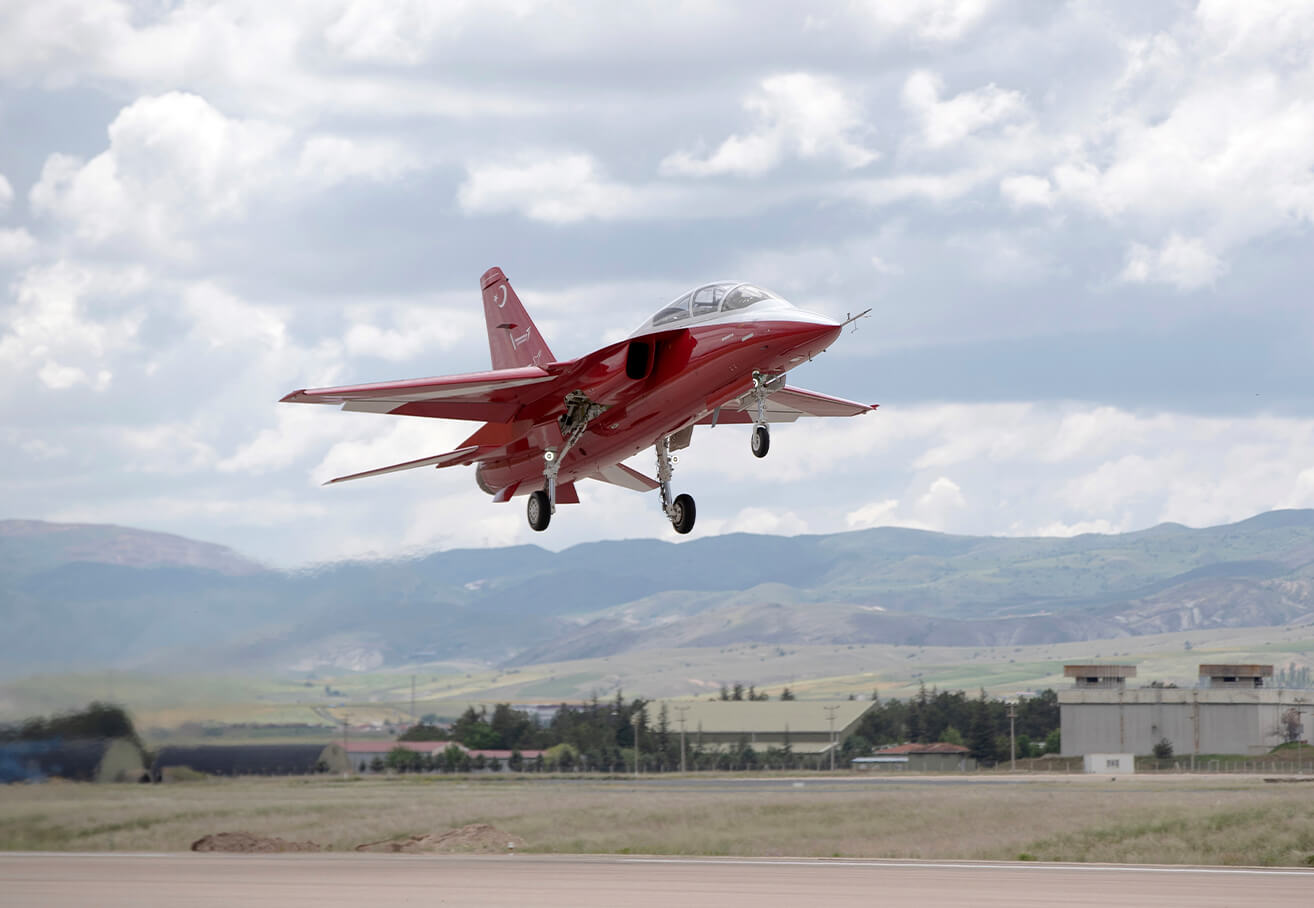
282,267,874,534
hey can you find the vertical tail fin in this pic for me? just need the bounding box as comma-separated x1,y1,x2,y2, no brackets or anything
481,267,555,369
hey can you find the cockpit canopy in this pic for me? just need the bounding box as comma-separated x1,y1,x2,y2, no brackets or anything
638,282,788,332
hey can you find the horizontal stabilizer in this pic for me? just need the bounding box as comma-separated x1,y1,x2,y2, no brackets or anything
586,462,660,492
325,446,480,485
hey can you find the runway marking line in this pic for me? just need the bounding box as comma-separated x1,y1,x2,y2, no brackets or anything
621,858,1313,877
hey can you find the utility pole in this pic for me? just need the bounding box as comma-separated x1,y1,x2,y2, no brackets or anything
341,712,351,777
1007,702,1017,772
675,705,690,774
824,705,839,772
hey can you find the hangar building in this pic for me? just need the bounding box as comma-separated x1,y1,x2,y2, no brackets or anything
650,699,876,756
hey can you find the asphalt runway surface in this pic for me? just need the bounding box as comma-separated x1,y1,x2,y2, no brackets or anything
3,852,1309,907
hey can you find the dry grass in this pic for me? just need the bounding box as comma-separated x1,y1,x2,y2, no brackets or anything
4,774,1314,865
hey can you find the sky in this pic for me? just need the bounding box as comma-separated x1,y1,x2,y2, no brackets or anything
2,0,1313,567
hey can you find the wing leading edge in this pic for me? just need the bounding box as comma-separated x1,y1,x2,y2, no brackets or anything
700,386,876,425
280,365,557,422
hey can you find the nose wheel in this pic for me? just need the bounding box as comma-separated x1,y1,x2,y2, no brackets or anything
751,424,770,458
656,436,696,534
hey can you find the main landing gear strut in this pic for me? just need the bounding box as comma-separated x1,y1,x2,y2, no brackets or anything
749,370,780,459
656,435,696,534
527,390,605,532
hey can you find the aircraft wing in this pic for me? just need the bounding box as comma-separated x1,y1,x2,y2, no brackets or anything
324,446,483,485
281,366,557,422
700,386,876,425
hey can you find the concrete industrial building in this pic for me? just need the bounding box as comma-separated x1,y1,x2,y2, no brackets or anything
1060,663,1309,757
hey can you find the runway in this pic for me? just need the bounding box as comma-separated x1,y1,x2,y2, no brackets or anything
2,852,1309,907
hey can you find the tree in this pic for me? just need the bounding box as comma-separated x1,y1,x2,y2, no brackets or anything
385,746,422,773
1152,737,1174,759
731,683,745,701
508,749,524,772
968,692,995,764
399,723,449,742
1280,708,1303,744
1043,728,1061,754
369,756,384,773
941,725,964,747
779,687,795,701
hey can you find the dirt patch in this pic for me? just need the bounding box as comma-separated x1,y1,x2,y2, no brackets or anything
355,823,525,854
191,832,322,853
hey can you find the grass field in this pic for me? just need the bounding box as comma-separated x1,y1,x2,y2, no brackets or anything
3,774,1314,866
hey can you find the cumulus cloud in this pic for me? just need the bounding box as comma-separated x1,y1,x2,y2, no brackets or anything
0,174,13,212
30,92,432,256
661,73,876,177
901,70,1027,149
854,0,998,43
29,93,290,254
0,260,145,392
1120,235,1225,290
0,228,37,262
999,174,1053,208
458,153,679,223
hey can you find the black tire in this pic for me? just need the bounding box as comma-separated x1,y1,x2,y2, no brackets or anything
527,490,551,531
751,425,770,458
671,493,696,535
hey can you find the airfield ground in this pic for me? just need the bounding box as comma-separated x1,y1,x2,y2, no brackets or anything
5,852,1312,908
4,773,1314,867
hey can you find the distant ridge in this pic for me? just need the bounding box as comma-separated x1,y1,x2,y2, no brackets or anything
2,511,1314,680
0,520,265,576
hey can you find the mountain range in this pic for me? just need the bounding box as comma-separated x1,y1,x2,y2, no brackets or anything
3,511,1314,681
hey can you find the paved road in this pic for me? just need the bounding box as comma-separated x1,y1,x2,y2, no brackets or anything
2,853,1309,907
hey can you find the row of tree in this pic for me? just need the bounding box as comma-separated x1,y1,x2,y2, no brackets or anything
398,686,1062,769
0,702,142,750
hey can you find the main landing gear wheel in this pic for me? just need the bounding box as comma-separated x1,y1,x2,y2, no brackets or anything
751,424,770,458
527,490,551,532
670,493,696,535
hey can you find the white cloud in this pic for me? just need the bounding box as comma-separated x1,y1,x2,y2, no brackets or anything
0,260,145,392
901,70,1027,149
0,174,13,212
458,153,677,223
30,92,435,256
1121,235,1225,290
296,135,425,187
661,73,876,177
999,174,1053,208
30,92,290,254
0,228,37,262
854,0,998,43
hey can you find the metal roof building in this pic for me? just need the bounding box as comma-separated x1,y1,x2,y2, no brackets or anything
852,742,976,773
649,699,876,755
